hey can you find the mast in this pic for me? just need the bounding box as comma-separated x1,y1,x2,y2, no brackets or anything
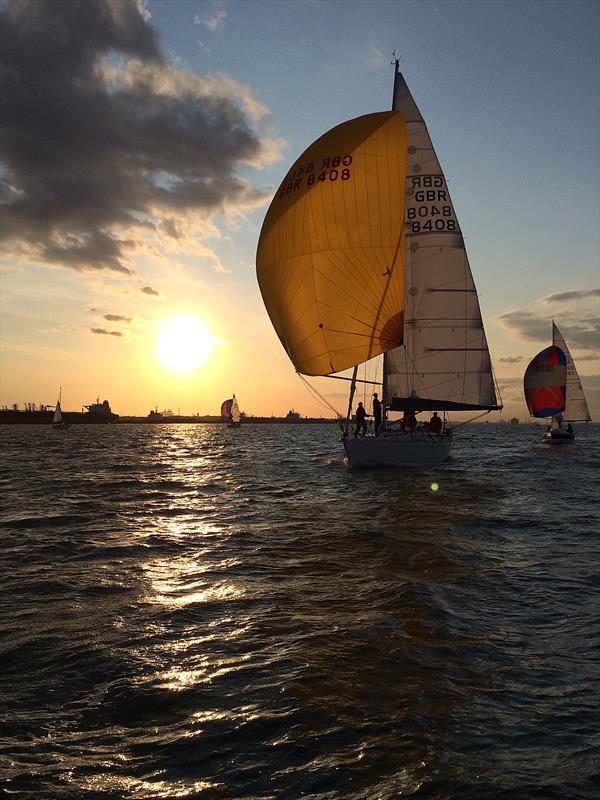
381,57,400,426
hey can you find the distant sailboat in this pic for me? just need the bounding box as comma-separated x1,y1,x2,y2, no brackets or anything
52,388,69,430
256,59,500,468
221,395,241,427
524,322,590,442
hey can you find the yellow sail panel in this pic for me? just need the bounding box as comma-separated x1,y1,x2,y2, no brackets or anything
256,111,407,376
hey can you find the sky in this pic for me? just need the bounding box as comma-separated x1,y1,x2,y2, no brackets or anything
1,0,598,420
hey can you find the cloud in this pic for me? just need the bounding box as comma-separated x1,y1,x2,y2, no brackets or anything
0,0,279,276
542,289,600,304
91,327,122,336
141,285,160,296
102,313,132,322
499,356,522,364
497,311,549,343
194,9,226,32
366,47,386,70
498,309,599,350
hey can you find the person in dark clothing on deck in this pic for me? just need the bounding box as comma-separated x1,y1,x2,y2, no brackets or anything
372,393,382,435
401,409,417,432
428,411,442,433
354,402,367,438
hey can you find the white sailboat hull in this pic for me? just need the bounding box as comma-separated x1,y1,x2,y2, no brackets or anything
343,432,452,469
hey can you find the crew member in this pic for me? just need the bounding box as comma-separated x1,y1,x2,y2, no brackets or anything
354,402,367,438
429,411,442,433
400,409,417,432
373,392,382,435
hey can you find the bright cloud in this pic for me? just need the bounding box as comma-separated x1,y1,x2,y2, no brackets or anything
194,9,226,32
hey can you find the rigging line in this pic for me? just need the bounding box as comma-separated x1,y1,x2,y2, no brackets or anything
451,410,493,429
296,373,343,419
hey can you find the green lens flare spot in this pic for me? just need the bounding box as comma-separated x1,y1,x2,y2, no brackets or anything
431,482,439,492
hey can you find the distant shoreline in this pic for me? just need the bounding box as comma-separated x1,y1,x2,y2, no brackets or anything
0,409,339,425
0,410,583,426
116,416,338,424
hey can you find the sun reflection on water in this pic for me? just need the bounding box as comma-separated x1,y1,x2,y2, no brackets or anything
79,774,223,798
144,555,245,608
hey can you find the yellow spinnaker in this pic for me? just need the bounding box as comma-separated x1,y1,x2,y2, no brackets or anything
256,111,407,376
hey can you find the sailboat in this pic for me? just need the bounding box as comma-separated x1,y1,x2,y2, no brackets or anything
221,395,241,427
52,388,69,430
256,59,501,468
524,322,590,442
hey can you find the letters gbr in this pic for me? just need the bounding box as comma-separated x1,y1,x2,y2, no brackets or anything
406,175,460,235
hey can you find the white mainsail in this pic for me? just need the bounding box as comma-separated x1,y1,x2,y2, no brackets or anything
384,65,499,412
53,400,62,424
552,323,590,421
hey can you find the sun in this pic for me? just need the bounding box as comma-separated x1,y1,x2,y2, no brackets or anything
157,315,214,373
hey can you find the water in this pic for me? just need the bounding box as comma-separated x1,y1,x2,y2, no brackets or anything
1,423,598,799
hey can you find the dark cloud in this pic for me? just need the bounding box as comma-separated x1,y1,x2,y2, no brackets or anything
0,0,270,274
141,285,160,296
498,310,599,350
102,313,132,323
91,327,122,337
497,311,549,343
542,289,600,304
499,356,522,364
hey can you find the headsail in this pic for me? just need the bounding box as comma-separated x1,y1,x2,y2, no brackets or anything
53,399,62,424
257,112,408,376
552,323,591,421
523,345,567,417
384,63,500,412
230,395,241,424
53,387,63,424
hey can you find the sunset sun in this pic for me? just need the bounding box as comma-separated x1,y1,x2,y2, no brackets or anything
157,316,214,373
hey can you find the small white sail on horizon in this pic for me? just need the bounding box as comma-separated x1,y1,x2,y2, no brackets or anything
52,388,69,429
53,400,63,425
230,395,241,425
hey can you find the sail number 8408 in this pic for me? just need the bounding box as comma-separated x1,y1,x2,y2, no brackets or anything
407,205,458,233
278,155,353,199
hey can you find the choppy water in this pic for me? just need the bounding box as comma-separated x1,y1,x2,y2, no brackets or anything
0,423,598,800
